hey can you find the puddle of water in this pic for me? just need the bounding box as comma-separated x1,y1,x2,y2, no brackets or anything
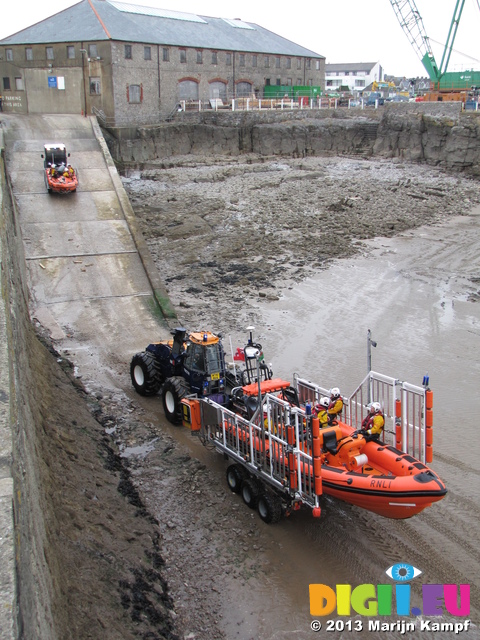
120,437,159,459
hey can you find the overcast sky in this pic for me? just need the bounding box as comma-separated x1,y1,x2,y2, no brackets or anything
2,0,479,79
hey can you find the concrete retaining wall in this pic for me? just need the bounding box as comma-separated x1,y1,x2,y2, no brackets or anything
104,102,480,176
0,132,16,640
1,134,58,638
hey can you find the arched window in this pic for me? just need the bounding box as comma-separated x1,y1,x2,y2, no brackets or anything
236,81,252,97
178,79,199,100
209,81,227,100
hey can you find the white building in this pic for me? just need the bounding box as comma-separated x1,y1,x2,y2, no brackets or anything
325,62,383,93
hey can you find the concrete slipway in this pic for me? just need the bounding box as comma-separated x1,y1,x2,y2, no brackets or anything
0,114,175,639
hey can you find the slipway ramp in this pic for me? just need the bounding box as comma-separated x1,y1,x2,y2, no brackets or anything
2,114,175,392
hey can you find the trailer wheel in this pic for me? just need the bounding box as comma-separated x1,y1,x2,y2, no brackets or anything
226,464,244,493
162,376,189,425
130,352,163,396
241,478,261,509
257,493,282,524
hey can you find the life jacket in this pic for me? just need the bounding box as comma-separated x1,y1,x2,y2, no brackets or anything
328,397,343,416
363,412,384,435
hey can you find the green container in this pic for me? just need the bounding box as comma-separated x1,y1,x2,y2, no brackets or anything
438,70,480,90
262,85,323,99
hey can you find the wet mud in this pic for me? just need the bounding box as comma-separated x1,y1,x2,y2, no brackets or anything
120,156,480,639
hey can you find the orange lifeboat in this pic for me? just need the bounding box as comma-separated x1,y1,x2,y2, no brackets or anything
318,422,447,519
45,168,78,194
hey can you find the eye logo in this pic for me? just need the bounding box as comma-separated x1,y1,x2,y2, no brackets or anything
386,563,422,582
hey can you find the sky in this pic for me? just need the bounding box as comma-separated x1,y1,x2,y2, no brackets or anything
2,0,480,79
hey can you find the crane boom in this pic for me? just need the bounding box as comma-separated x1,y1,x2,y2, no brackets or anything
389,0,466,83
438,0,466,75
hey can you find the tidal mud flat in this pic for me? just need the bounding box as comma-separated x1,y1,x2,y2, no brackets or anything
122,154,480,338
120,155,480,639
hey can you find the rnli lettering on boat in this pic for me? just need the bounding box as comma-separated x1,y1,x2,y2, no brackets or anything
370,479,393,489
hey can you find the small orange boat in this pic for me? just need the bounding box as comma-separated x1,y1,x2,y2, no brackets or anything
184,374,447,522
315,422,447,519
41,143,78,194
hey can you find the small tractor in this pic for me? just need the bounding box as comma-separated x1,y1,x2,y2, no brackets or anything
130,327,279,424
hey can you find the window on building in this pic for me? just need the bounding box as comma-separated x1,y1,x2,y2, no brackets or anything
6,49,13,61
15,77,24,91
212,51,218,65
276,57,281,68
89,76,101,94
345,71,350,76
3,77,11,91
46,47,54,60
265,78,271,86
316,60,320,70
297,58,301,70
239,54,245,67
252,55,257,67
178,79,198,100
297,78,302,85
197,50,203,64
88,44,97,58
264,56,269,67
225,52,231,65
306,59,311,70
67,46,75,59
209,81,227,100
236,81,252,97
276,78,281,86
355,79,365,87
286,78,292,86
25,48,33,61
125,44,132,59
180,49,186,63
144,46,151,61
352,71,357,76
286,58,291,69
128,84,142,103
163,48,169,62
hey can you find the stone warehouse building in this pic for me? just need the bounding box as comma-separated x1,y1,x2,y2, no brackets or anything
0,0,325,124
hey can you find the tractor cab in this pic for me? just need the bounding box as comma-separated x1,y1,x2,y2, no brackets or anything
183,332,227,404
41,143,70,169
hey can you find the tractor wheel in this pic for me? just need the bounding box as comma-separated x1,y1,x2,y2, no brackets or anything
130,352,163,396
257,492,283,524
162,376,189,425
241,477,261,509
226,464,244,494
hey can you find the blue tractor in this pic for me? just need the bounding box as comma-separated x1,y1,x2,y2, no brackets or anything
130,328,229,424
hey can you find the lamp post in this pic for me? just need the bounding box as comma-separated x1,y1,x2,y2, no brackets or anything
80,48,87,116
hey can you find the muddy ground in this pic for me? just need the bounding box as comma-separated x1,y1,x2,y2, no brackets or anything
13,153,480,640
122,154,480,338
118,154,480,639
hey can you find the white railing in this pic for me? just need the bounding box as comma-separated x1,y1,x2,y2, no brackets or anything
177,97,367,114
199,393,319,508
293,371,430,464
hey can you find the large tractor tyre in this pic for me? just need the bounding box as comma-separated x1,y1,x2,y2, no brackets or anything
162,376,189,425
226,464,245,494
130,352,163,396
241,477,261,509
257,492,283,524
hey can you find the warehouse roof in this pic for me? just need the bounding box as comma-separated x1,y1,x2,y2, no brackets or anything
0,0,324,58
325,62,378,73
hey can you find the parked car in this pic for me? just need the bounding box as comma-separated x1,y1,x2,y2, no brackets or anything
366,92,384,107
